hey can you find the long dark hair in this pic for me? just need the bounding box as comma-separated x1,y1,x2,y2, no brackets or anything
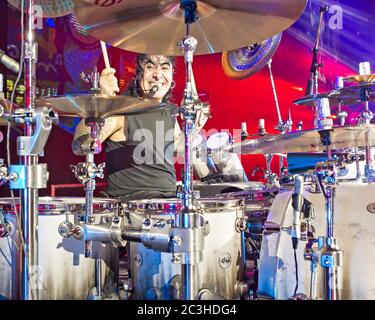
124,54,176,103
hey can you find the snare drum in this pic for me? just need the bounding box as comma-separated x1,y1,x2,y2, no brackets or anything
125,197,245,300
0,197,120,300
207,132,248,182
258,182,375,299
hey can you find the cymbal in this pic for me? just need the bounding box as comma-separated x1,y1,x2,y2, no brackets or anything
8,0,74,18
222,33,282,80
73,0,307,56
294,83,375,107
227,125,375,154
344,74,375,84
35,94,165,120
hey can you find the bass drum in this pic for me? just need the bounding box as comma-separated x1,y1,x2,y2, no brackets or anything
125,197,246,300
0,197,120,300
258,182,375,299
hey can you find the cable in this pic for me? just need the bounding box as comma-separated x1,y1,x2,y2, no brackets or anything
293,248,299,297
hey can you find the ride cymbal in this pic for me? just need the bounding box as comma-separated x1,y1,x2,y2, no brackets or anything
73,0,307,56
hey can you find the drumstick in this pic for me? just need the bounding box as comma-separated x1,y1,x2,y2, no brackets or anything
100,41,110,69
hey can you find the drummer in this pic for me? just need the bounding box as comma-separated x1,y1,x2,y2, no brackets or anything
72,54,208,200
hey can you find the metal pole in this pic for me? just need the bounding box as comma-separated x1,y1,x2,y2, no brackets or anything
177,31,203,300
21,0,39,300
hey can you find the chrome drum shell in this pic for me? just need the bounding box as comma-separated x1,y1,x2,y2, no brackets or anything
0,197,120,300
125,197,245,300
258,183,375,300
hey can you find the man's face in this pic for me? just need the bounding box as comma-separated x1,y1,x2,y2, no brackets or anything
139,55,173,102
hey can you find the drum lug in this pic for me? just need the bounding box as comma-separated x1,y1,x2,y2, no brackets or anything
0,220,11,238
235,216,247,233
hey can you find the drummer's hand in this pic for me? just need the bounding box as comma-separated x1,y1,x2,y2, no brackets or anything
100,68,120,95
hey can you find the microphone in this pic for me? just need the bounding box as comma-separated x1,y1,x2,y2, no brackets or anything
291,175,304,249
150,85,159,93
0,49,20,74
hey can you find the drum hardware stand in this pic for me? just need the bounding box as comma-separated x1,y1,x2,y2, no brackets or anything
169,1,207,300
267,61,291,134
333,76,347,126
314,159,343,300
69,119,105,299
3,105,58,300
70,119,105,257
264,154,280,188
305,5,328,128
80,67,101,93
358,84,375,182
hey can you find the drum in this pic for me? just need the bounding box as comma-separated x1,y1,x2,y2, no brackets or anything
258,182,375,299
125,197,246,300
0,197,120,300
206,132,248,182
191,133,218,180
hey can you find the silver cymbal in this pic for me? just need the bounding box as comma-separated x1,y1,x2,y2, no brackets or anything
294,83,375,107
73,0,307,56
228,125,375,154
8,0,74,18
35,94,165,120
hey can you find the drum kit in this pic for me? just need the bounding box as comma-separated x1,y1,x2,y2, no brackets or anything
1,0,375,301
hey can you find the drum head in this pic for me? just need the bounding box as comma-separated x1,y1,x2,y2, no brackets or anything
192,133,204,149
207,132,231,150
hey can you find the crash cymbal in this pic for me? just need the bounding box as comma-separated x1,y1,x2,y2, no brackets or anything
35,94,165,120
8,0,74,18
294,83,375,107
343,74,375,84
73,0,307,56
227,124,375,154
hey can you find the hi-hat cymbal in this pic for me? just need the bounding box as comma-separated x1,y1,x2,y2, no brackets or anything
227,124,375,154
35,94,165,120
294,83,375,107
73,0,307,56
8,0,74,18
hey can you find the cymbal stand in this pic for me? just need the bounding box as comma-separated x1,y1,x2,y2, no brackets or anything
267,61,291,134
335,77,348,126
70,119,105,258
306,5,327,128
170,0,205,300
2,0,58,300
356,62,375,182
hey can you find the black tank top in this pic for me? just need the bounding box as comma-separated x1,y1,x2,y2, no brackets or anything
105,105,177,199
